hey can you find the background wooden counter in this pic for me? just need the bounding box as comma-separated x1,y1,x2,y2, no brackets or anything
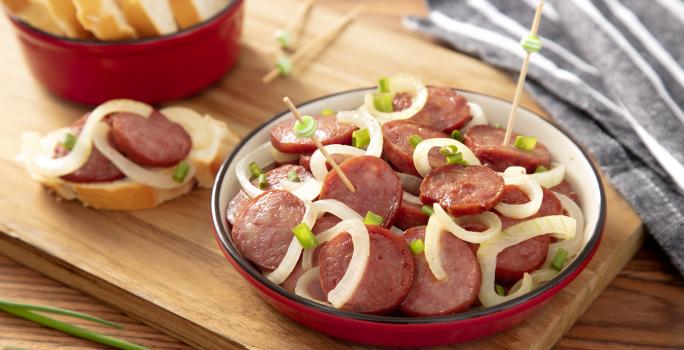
1,1,683,349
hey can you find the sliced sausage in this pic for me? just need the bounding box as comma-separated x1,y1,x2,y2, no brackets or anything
464,125,550,173
394,200,428,230
270,115,357,154
299,153,355,172
110,110,192,167
280,216,341,293
409,87,472,133
54,115,125,183
231,190,306,271
419,165,504,216
381,120,447,176
226,165,314,225
319,156,402,228
550,179,579,204
319,225,414,314
494,186,562,283
399,226,481,316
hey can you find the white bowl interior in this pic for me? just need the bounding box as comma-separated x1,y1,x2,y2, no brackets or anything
216,89,602,264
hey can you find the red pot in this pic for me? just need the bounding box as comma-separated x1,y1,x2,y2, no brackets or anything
6,0,244,105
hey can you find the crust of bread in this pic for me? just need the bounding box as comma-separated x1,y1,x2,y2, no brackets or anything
169,0,229,29
45,0,90,38
72,0,137,40
119,0,177,38
24,113,234,211
3,0,65,36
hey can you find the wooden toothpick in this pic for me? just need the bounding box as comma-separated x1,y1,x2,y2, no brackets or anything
502,0,545,146
282,97,356,192
276,0,315,52
263,5,363,84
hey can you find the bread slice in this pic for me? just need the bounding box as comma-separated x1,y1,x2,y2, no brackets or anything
2,0,65,36
118,0,177,38
169,0,230,29
72,0,137,40
20,108,237,210
45,0,91,39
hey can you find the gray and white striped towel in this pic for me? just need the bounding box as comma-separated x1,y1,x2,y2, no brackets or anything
405,0,684,274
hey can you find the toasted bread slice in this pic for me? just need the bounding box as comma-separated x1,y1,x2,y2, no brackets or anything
72,0,137,40
45,0,90,38
20,107,237,210
2,0,64,36
119,0,177,38
169,0,230,29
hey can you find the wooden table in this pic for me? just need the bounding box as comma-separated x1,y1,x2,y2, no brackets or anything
1,1,683,349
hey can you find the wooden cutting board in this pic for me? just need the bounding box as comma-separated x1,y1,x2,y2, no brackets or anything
0,0,644,349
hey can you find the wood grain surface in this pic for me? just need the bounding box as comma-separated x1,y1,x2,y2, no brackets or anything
0,0,681,349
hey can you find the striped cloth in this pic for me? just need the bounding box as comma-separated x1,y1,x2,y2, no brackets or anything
404,0,684,274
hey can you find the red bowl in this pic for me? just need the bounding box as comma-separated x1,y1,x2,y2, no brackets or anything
210,89,606,347
7,0,244,105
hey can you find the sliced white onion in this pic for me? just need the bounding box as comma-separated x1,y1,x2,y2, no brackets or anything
236,142,273,198
396,172,422,194
28,99,153,178
294,267,329,305
309,144,365,182
494,172,543,219
265,203,319,284
314,219,370,308
477,215,576,307
433,204,502,243
270,146,300,164
413,138,481,177
161,106,210,150
402,191,423,206
530,163,565,188
302,200,363,270
280,178,322,202
509,268,558,294
390,226,404,235
501,166,526,178
92,123,195,189
424,213,448,280
19,128,71,181
363,74,428,122
336,110,383,157
546,192,585,266
462,102,488,131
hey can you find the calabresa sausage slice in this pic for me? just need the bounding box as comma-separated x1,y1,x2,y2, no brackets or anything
319,225,414,314
400,226,481,316
409,87,473,133
394,200,428,230
319,156,402,228
419,165,504,216
54,115,125,183
226,164,314,225
231,190,306,271
495,186,562,283
382,120,447,176
110,110,192,167
270,115,357,154
464,125,550,173
550,180,579,204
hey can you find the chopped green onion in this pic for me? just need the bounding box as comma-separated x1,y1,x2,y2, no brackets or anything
293,115,317,138
450,129,464,142
257,173,269,189
171,161,190,183
494,123,502,128
292,223,318,249
551,248,568,271
439,145,459,156
446,152,468,166
378,77,391,93
62,133,77,151
408,134,423,148
535,165,549,173
287,170,300,182
0,300,148,350
249,162,264,179
276,56,292,76
352,128,371,149
495,284,506,296
514,135,537,151
409,239,425,255
321,108,335,116
521,34,542,53
373,93,393,113
275,29,290,49
363,211,383,225
420,205,434,216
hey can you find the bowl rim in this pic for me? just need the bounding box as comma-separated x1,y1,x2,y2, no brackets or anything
7,0,242,47
210,87,607,325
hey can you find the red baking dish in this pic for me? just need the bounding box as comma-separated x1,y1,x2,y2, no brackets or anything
211,89,606,347
6,0,243,105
